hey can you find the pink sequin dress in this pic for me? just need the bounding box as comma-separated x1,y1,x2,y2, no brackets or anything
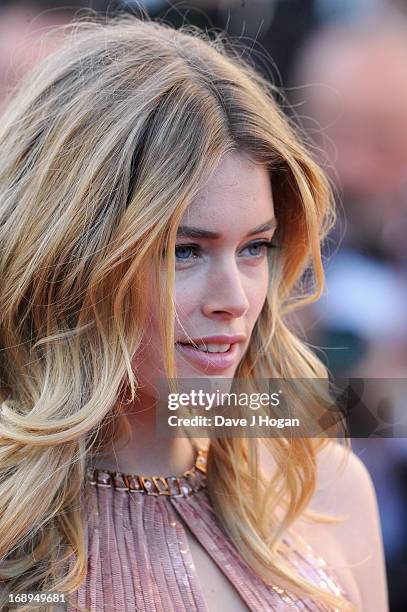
66,449,347,611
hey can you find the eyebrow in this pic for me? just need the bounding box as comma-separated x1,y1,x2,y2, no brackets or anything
176,218,277,239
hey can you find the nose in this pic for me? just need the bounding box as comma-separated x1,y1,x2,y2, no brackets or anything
201,260,250,319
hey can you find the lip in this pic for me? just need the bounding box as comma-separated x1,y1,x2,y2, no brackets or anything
178,334,247,345
175,333,246,373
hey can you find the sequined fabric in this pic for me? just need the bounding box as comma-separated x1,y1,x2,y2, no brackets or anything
65,471,347,612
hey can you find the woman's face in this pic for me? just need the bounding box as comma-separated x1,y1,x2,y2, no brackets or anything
134,151,276,397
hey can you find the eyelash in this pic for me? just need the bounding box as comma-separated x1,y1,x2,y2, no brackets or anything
174,240,277,263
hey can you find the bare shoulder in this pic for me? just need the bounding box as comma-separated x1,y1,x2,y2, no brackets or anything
259,441,389,611
311,440,382,513
308,442,388,610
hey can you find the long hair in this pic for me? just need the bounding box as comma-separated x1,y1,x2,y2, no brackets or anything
0,16,351,610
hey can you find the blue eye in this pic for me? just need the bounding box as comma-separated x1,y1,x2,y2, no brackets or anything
241,240,276,258
175,244,200,261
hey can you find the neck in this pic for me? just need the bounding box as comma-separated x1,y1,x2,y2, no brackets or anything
90,392,204,476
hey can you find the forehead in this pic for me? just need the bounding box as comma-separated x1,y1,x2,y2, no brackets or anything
181,152,274,230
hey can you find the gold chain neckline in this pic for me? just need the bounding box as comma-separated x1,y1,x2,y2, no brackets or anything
86,448,207,498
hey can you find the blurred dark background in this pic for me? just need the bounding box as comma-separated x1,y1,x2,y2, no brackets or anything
1,1,406,609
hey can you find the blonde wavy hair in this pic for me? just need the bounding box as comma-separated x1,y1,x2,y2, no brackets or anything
0,16,351,611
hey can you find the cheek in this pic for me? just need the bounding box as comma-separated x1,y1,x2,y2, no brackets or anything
174,275,201,330
174,280,199,339
247,266,270,318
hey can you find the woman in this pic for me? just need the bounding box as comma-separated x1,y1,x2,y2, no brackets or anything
0,16,387,612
